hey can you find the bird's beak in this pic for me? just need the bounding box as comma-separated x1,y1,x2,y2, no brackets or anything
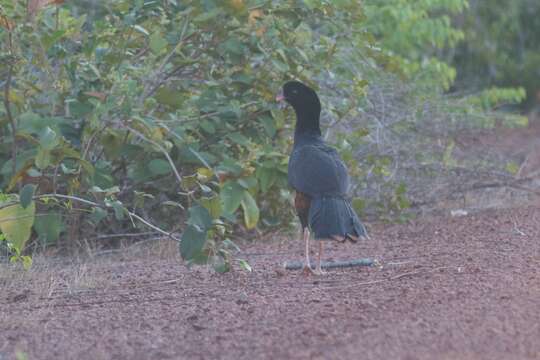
275,92,285,102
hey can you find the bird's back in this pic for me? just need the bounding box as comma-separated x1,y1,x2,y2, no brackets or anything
288,137,349,198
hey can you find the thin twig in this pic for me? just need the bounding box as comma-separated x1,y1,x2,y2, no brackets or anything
33,194,180,242
81,123,109,161
390,266,452,281
319,266,455,291
94,232,160,240
122,124,183,186
391,270,424,280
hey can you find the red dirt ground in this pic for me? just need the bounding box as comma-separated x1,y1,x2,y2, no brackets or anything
1,207,540,360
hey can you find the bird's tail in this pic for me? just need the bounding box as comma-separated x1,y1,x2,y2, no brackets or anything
308,196,367,240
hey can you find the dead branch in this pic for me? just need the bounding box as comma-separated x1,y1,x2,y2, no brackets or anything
283,258,374,270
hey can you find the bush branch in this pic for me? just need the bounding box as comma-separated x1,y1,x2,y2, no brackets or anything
33,194,181,242
3,53,17,177
122,124,183,186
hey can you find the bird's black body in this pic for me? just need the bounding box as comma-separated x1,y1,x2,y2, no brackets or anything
280,81,367,240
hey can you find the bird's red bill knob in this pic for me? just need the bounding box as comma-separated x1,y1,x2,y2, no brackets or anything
276,92,285,102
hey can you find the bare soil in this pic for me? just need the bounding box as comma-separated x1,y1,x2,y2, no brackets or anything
1,207,540,360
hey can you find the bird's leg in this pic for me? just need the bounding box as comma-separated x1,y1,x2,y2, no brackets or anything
314,241,326,275
302,227,315,275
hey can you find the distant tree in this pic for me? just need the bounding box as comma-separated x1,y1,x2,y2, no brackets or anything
363,0,468,91
451,0,540,109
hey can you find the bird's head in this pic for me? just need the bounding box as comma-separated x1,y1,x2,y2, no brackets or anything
276,81,321,116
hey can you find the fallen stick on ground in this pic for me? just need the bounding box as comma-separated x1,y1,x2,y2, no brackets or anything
283,258,374,270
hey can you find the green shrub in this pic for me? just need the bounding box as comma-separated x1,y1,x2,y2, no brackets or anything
0,0,375,269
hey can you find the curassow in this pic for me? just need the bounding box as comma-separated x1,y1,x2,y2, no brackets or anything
276,81,368,275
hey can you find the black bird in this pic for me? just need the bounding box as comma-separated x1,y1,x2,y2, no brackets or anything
277,81,368,275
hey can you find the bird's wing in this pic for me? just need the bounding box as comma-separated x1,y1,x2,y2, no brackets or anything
288,144,349,197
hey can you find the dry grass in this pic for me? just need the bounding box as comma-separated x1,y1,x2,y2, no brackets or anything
1,256,105,299
0,238,181,300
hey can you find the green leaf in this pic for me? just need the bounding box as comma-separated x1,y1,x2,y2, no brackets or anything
210,255,230,273
231,73,253,85
162,200,184,209
0,202,36,252
187,147,211,168
19,184,36,209
155,87,184,108
34,212,63,245
240,191,259,229
237,176,257,189
39,127,58,150
89,207,107,224
133,24,149,36
303,0,318,10
218,38,244,56
237,259,252,272
114,204,125,221
200,120,215,134
35,148,51,169
10,254,33,270
180,224,207,261
506,162,520,175
200,195,222,219
182,174,199,190
133,190,155,208
271,59,289,72
220,181,245,214
26,168,42,177
187,205,213,231
227,132,250,146
259,115,276,137
217,158,243,176
68,100,94,117
149,32,167,54
148,159,171,176
107,200,125,220
196,167,214,182
193,8,221,23
90,186,120,196
42,29,67,50
21,255,33,270
257,167,276,192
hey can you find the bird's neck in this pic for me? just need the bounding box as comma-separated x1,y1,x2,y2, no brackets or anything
293,109,321,145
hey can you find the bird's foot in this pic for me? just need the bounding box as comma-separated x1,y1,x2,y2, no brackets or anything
301,264,316,276
314,267,327,276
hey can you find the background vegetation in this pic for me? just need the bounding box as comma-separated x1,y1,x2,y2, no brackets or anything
451,0,540,110
0,0,536,270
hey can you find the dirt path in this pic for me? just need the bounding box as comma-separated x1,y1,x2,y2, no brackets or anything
2,207,540,360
